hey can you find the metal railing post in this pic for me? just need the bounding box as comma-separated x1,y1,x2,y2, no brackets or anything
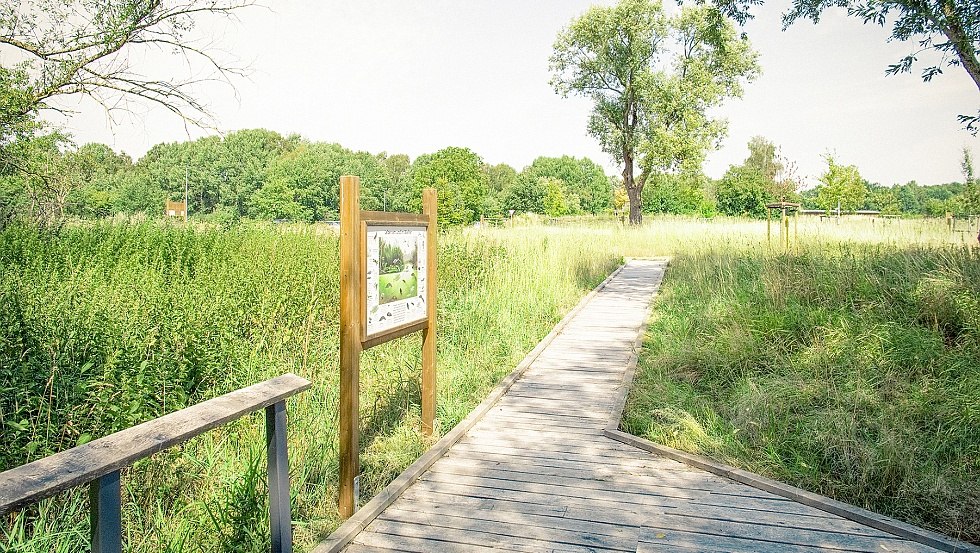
266,400,292,553
89,470,122,553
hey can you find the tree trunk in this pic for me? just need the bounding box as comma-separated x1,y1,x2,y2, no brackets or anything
626,185,643,225
622,149,643,225
940,1,980,93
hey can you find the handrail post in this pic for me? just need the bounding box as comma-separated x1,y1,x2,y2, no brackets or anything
266,400,293,553
90,470,122,553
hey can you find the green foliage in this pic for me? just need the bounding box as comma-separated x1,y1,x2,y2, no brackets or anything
541,177,570,217
716,136,801,218
783,0,980,92
550,0,759,223
511,156,612,215
0,0,250,134
410,147,490,226
642,172,714,216
483,163,518,195
379,153,414,212
378,240,405,273
0,220,621,551
962,147,980,213
708,0,980,130
716,165,769,217
502,172,545,214
814,155,868,212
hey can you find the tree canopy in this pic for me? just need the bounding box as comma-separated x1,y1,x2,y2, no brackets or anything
550,0,758,224
0,0,251,135
704,0,980,131
814,154,868,212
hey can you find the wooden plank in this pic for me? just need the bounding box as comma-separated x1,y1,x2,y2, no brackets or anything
475,420,604,436
658,503,903,540
419,470,711,505
428,458,765,498
453,440,644,463
360,522,619,553
483,407,607,422
359,210,429,225
0,373,311,515
354,530,504,553
441,448,704,477
314,263,630,553
384,504,639,541
421,188,437,435
446,441,672,465
407,476,838,519
360,319,426,350
605,429,972,553
648,512,927,553
338,175,361,519
638,523,931,553
376,509,640,551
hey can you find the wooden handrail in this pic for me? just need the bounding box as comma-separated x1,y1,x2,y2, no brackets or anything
0,373,312,553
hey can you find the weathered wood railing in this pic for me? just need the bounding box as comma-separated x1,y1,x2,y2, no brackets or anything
0,373,311,553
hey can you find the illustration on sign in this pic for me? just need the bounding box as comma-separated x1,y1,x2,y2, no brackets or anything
365,225,427,337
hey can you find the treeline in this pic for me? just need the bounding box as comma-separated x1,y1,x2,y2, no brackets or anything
643,137,980,218
0,129,616,227
2,130,976,227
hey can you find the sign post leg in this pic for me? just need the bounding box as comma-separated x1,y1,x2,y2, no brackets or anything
339,175,361,518
421,188,438,436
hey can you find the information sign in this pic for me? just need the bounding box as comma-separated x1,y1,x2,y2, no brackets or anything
365,225,428,338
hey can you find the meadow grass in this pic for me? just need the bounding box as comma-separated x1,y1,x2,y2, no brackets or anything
615,216,980,544
2,214,978,549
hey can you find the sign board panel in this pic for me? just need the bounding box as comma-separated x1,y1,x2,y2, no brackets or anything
364,225,428,338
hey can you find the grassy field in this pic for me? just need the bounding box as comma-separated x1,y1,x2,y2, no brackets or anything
1,214,978,549
0,219,620,552
616,217,980,545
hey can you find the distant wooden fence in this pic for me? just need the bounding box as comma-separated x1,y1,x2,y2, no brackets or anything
0,373,311,553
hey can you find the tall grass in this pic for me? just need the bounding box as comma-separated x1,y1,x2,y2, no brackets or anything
618,219,980,544
0,220,620,551
3,214,977,549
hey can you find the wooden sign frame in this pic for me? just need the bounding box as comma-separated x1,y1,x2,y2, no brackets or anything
338,175,437,518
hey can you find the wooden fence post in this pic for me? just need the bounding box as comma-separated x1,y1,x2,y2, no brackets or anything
339,176,361,518
421,188,438,436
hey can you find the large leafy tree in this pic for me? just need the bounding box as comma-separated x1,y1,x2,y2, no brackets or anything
550,0,758,224
255,142,390,222
716,135,800,217
716,164,770,217
515,156,613,215
410,147,490,226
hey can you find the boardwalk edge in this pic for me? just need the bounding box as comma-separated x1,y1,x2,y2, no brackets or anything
312,261,630,553
603,260,980,553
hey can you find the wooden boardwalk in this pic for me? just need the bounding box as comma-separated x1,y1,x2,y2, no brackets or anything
333,260,959,553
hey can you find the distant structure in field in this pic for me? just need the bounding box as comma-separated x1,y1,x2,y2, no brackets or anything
165,200,187,220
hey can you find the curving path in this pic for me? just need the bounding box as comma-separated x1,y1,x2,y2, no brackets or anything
326,259,962,553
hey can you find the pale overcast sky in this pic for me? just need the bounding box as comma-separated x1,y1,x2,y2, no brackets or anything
48,0,979,188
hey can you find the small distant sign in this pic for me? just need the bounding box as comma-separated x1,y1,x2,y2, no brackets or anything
364,225,428,338
165,200,187,218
